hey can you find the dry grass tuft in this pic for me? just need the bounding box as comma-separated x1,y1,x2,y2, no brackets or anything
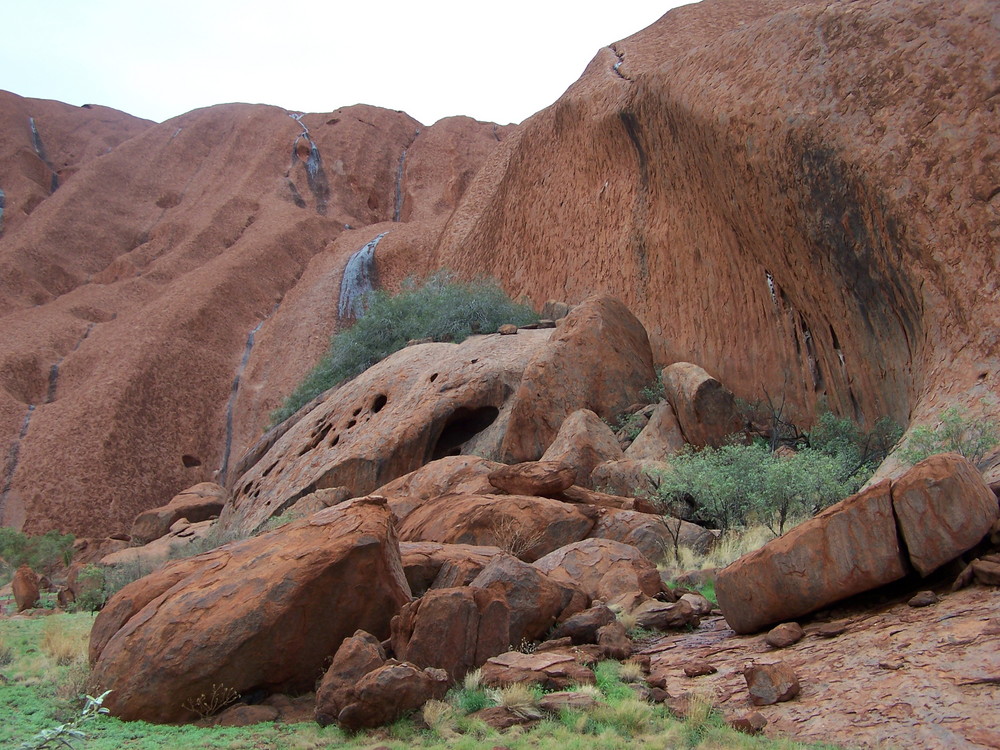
660,525,775,580
41,619,86,667
617,660,646,683
463,668,484,692
488,683,542,720
421,699,458,736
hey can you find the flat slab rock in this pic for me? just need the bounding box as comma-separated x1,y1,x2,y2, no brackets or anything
642,585,1000,749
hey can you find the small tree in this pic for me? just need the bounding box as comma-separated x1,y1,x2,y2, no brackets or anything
899,405,1000,466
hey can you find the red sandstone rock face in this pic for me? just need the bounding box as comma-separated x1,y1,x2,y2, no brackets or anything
0,100,506,536
4,0,998,538
0,90,152,238
89,497,411,723
433,0,1000,446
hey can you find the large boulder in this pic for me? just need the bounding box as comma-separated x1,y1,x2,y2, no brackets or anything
399,541,505,596
130,482,227,544
890,453,998,576
500,296,655,463
221,331,554,536
626,401,686,460
469,554,587,645
588,459,666,499
540,409,626,487
532,538,663,601
716,482,907,634
390,586,510,682
12,565,40,611
89,497,411,723
396,493,598,562
661,363,743,448
488,461,576,497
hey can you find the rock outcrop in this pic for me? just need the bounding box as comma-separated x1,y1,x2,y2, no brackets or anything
130,482,227,543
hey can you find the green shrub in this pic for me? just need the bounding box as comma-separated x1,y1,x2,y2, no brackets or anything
654,410,894,535
71,565,107,613
0,529,74,579
899,405,1000,466
270,272,538,425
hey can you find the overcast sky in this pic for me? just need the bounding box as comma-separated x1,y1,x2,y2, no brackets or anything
1,1,691,126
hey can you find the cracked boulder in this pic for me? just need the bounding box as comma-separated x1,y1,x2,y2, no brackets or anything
716,482,906,634
717,455,999,634
88,497,411,723
890,453,998,577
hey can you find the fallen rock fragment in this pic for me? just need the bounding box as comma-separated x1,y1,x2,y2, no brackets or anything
130,482,227,544
728,711,768,734
480,649,597,690
539,409,626,487
744,662,801,706
633,598,699,631
765,622,805,648
390,586,510,682
533,538,662,601
334,662,449,731
597,621,633,660
551,604,617,644
661,363,743,448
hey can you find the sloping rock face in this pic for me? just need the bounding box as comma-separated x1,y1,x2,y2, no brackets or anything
89,497,411,723
433,0,1000,449
0,100,506,535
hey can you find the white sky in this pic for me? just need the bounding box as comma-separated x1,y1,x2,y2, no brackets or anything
1,1,691,126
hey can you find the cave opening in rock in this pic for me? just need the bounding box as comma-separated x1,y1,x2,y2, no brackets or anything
430,405,500,461
181,454,202,468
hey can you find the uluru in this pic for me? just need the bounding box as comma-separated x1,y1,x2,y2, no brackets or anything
1,0,999,748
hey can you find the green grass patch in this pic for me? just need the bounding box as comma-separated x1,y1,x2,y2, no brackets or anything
2,614,841,750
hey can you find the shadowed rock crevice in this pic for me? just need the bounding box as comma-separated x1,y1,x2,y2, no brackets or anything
429,405,501,461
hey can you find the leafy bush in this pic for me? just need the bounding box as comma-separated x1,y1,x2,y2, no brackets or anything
899,405,1000,465
270,272,538,425
655,411,895,535
0,529,74,579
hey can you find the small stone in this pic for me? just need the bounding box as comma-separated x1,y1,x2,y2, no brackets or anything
765,622,805,648
649,687,671,703
729,711,768,734
908,590,940,607
815,621,847,638
498,324,518,335
683,659,717,677
744,662,800,706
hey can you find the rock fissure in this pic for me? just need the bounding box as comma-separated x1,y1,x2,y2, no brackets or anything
609,44,633,83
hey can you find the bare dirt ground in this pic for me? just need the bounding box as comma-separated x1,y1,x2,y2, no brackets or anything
644,584,1000,749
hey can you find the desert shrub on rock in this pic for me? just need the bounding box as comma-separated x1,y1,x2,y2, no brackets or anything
899,405,1000,465
271,272,538,424
654,411,892,535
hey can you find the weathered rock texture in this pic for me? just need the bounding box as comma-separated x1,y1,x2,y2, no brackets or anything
433,0,1000,453
0,100,507,535
88,497,411,722
3,0,999,541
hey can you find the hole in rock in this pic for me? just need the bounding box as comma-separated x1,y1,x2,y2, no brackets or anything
182,454,202,468
371,394,387,413
261,461,277,478
346,419,356,429
326,118,340,126
330,434,340,447
429,373,439,383
430,406,500,461
352,407,363,417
